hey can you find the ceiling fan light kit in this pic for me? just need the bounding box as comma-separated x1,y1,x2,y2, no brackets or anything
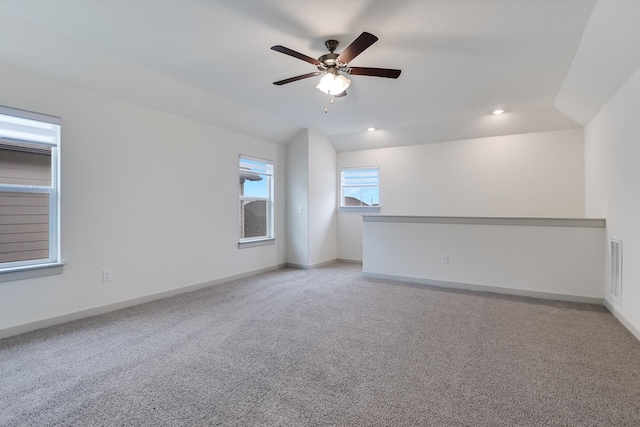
315,70,351,96
271,32,401,111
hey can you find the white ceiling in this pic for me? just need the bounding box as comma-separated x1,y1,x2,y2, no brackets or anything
0,0,628,152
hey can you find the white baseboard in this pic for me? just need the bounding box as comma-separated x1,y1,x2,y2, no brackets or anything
285,262,310,270
362,271,604,305
6,265,636,345
603,299,640,342
310,259,338,268
286,259,338,270
0,263,286,340
337,258,363,265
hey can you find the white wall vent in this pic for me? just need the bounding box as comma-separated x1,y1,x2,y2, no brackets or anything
609,238,622,303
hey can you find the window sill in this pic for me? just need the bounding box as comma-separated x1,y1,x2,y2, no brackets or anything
0,262,65,283
339,206,381,213
238,238,275,249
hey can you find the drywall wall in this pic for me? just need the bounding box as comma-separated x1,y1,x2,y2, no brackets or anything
585,64,640,338
555,0,640,126
337,129,585,261
362,217,605,301
0,64,286,336
286,130,310,267
285,129,337,268
308,130,337,266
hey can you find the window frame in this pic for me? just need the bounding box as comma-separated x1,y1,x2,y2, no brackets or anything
0,105,61,274
238,155,275,248
339,166,380,212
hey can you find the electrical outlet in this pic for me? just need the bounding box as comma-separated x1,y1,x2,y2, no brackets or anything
441,255,449,264
358,242,363,249
102,269,112,282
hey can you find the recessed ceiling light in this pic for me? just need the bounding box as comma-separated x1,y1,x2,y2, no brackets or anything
493,109,505,115
367,127,376,132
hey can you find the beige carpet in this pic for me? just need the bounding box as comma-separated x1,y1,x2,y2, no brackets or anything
1,263,639,426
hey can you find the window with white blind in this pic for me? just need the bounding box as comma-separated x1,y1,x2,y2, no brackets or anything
239,156,274,248
0,106,61,272
340,167,379,210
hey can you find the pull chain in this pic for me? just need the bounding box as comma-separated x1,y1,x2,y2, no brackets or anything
324,92,336,114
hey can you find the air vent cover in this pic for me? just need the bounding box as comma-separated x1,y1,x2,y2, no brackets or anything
610,238,622,303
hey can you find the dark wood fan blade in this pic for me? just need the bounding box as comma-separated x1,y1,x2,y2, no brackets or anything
334,91,347,98
273,72,321,86
349,67,401,79
271,45,321,66
337,32,378,64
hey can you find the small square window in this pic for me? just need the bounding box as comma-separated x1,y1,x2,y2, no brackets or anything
340,167,379,208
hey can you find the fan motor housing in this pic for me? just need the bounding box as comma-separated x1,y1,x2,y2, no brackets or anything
318,39,350,72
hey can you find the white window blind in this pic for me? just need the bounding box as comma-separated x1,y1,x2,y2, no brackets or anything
0,106,61,145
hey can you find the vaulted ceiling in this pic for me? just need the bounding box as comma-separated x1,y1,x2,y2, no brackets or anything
0,1,638,151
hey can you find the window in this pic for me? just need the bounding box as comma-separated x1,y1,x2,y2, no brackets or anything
239,156,274,247
340,167,379,209
0,106,61,271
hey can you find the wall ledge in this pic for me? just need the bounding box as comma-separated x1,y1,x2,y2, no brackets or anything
362,215,605,228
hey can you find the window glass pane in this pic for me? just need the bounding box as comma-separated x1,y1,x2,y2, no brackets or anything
242,175,269,198
343,187,379,206
240,200,268,239
0,192,49,263
341,168,379,207
239,156,274,242
0,107,59,270
0,141,52,186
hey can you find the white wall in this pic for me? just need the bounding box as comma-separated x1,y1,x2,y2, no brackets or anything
0,65,286,336
338,129,586,261
308,130,337,266
285,129,337,268
585,64,640,336
286,130,310,266
363,218,604,301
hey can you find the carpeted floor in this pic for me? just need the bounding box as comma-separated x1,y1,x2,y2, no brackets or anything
1,263,639,426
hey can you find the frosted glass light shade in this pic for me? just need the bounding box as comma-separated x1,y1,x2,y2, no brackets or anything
316,73,351,95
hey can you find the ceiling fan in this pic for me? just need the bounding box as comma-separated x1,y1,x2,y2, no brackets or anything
271,32,401,98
